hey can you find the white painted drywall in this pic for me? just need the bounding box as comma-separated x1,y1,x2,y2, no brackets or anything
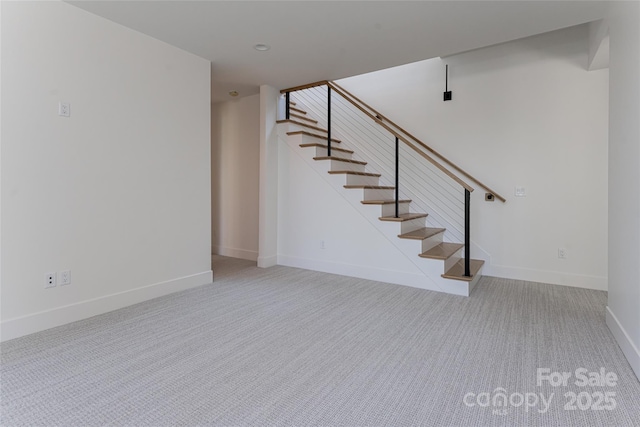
211,94,260,261
0,0,4,329
336,25,609,291
588,19,610,71
0,1,212,341
258,85,280,268
606,1,640,379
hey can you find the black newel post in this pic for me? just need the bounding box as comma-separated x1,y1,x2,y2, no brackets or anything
285,92,290,120
464,189,471,277
327,86,332,157
395,137,400,218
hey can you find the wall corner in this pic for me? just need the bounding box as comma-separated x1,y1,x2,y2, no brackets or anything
258,85,280,267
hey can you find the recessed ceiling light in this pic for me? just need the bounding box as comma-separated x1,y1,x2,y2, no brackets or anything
229,91,239,97
254,43,271,51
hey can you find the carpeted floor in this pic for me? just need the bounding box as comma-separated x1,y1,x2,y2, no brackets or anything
1,255,639,426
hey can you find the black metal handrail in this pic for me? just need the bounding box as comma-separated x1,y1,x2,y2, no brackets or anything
281,81,476,277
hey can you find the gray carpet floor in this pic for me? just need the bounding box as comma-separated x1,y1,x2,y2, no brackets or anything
1,255,639,426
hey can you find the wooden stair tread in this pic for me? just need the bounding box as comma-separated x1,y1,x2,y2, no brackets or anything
361,199,411,205
313,157,367,165
287,131,341,144
419,242,465,260
290,106,306,114
345,185,394,190
290,113,318,124
442,259,484,282
398,227,445,239
300,143,353,154
277,119,328,134
380,213,428,222
289,101,297,106
329,171,380,177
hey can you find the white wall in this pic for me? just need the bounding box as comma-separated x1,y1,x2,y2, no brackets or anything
0,1,212,341
258,85,280,268
211,94,260,261
337,25,609,291
606,1,640,379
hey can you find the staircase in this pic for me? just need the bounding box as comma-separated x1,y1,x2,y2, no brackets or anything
277,99,486,296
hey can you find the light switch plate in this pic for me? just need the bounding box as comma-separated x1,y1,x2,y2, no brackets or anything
60,270,71,286
58,102,70,117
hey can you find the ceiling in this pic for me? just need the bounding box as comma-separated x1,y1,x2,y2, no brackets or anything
67,1,607,103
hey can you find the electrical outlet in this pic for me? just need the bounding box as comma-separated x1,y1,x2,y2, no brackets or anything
558,248,567,259
60,270,71,286
45,272,57,288
515,186,526,197
58,102,70,117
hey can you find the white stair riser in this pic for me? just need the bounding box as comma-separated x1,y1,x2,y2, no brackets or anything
380,202,411,217
467,267,484,294
313,146,353,159
445,254,463,272
298,133,337,145
438,266,483,296
330,160,365,173
421,233,445,253
285,122,327,134
400,217,427,234
291,114,316,124
363,188,395,200
345,174,380,186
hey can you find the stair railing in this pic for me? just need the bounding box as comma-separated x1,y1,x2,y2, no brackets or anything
280,81,505,277
282,80,332,155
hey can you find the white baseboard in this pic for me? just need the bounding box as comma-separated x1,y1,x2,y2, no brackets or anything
257,254,277,268
484,264,608,291
277,254,439,291
212,245,258,261
606,307,640,381
0,271,213,343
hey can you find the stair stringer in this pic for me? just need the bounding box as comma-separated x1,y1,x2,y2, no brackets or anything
277,124,481,296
